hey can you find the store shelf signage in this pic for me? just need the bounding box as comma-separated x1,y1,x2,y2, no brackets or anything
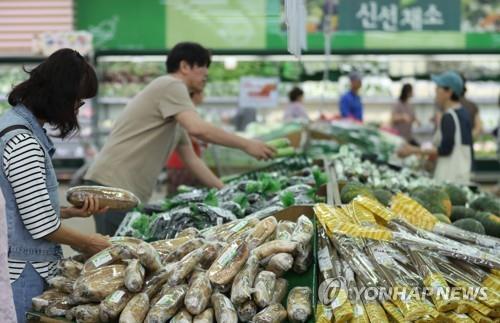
339,0,460,32
238,77,280,109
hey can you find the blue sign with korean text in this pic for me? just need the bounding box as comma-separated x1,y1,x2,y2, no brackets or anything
338,0,461,32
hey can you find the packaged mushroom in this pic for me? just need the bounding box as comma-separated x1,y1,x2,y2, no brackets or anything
212,293,238,323
287,287,312,323
207,239,249,285
185,271,212,315
254,270,277,308
67,185,139,211
99,288,133,322
119,292,150,323
193,308,214,323
145,284,188,322
124,259,145,292
253,303,288,323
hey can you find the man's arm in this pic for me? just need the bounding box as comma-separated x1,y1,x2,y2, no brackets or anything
473,114,483,139
177,143,224,189
175,110,274,160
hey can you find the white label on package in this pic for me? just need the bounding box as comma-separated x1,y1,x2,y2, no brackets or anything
318,247,333,271
91,251,112,268
109,290,125,303
217,243,239,267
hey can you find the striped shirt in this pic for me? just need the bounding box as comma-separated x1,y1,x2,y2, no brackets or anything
2,133,60,283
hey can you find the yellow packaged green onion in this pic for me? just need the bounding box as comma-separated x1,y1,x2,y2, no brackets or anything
424,273,459,312
391,193,438,231
447,312,476,323
352,301,370,323
331,289,354,323
381,300,406,323
315,304,333,323
392,285,433,321
468,309,493,323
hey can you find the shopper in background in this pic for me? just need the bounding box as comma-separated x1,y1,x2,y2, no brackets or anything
0,192,16,323
85,42,276,236
339,71,363,122
460,74,483,139
1,49,110,322
398,71,473,184
391,83,419,145
283,87,309,121
166,90,207,195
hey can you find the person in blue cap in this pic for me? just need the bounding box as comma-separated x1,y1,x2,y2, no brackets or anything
398,71,473,184
339,71,363,121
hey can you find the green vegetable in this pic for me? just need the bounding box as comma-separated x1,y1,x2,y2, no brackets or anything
233,194,249,210
452,218,485,235
340,182,374,204
433,213,451,224
313,169,328,189
259,174,282,195
245,181,262,194
372,188,393,207
204,189,219,207
280,191,295,207
266,138,291,149
469,196,500,215
450,206,476,222
443,184,468,206
474,212,500,237
276,147,296,158
410,187,452,217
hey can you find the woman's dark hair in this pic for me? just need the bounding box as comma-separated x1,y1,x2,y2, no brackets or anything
8,48,97,138
288,87,304,102
443,87,461,102
166,42,211,73
399,83,413,103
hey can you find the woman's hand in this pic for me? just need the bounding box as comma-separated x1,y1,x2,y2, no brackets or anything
62,196,109,219
80,233,111,257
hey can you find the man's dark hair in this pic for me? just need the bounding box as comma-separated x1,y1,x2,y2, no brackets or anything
399,83,413,103
443,87,461,102
166,42,211,73
8,48,97,138
288,87,304,102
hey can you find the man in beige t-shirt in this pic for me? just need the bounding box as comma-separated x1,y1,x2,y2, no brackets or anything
85,42,275,235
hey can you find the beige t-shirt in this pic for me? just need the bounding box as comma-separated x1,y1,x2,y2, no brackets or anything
85,75,194,202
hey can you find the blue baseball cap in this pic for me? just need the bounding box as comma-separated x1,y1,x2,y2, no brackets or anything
431,71,464,97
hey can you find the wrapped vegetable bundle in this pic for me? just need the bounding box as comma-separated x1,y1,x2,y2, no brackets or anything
67,185,140,211
31,215,315,322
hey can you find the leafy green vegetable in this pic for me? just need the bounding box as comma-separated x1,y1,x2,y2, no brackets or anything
266,138,291,149
280,191,295,207
131,214,149,235
233,194,249,210
245,181,262,194
204,189,219,207
259,174,281,195
276,147,296,158
313,169,328,188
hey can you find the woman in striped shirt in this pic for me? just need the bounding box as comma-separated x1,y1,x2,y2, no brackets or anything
0,49,110,322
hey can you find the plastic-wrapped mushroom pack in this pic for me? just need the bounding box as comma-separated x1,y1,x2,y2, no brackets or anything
31,215,315,323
